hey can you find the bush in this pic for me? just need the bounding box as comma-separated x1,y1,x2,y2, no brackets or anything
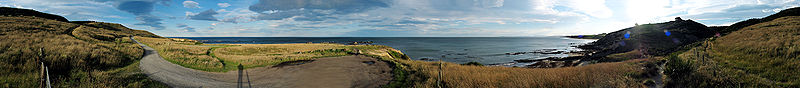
460,62,483,66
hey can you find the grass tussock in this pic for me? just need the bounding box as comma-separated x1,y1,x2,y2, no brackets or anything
665,16,800,87
0,16,166,87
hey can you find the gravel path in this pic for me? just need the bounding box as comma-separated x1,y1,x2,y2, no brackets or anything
132,37,393,88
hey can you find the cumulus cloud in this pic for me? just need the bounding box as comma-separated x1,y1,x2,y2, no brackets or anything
217,3,230,8
183,0,200,8
13,0,799,36
188,9,219,21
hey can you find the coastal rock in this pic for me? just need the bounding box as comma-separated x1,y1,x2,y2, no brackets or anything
516,56,587,68
532,49,566,54
513,59,541,63
505,52,527,55
345,41,374,45
540,51,565,54
419,58,432,61
525,60,566,68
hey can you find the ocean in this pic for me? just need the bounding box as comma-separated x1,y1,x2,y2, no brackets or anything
176,37,596,67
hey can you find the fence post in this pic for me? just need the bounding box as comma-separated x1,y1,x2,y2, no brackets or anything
40,62,45,88
437,60,443,88
45,67,51,88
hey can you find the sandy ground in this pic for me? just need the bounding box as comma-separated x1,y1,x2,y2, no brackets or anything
132,37,393,88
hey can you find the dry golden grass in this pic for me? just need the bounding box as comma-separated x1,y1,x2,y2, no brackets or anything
396,59,646,88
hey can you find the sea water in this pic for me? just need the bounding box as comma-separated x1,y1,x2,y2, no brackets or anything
177,37,595,66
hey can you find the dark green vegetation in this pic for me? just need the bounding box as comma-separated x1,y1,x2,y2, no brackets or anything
579,18,715,58
0,7,68,22
0,7,166,87
460,62,483,66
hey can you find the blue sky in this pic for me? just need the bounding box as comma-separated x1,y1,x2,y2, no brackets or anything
2,0,798,37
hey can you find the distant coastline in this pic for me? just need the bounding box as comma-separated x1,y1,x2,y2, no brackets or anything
563,33,606,39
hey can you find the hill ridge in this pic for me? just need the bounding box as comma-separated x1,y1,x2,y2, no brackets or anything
0,7,165,87
0,7,69,22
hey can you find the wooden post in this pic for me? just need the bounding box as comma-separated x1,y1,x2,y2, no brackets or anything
437,60,443,88
40,62,45,88
38,48,51,88
38,48,45,88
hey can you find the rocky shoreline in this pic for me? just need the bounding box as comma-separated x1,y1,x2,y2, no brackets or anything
501,18,720,68
487,47,596,68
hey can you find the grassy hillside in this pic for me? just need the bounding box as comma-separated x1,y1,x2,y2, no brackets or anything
579,19,716,62
0,7,68,22
665,16,800,87
0,9,166,87
718,7,800,35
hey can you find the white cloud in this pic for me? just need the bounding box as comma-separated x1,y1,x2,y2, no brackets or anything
183,1,200,8
555,0,614,18
217,9,229,12
0,0,121,21
217,3,230,8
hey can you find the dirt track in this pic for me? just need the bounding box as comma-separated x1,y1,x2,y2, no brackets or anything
132,37,393,88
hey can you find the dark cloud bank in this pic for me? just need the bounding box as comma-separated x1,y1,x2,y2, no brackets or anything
92,0,170,30
247,0,391,21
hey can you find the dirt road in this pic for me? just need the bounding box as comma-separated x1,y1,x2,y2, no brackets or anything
132,37,393,88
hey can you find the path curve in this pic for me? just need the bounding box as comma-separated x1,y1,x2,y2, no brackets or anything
132,37,393,88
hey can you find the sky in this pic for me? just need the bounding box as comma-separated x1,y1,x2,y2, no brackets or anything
1,0,798,37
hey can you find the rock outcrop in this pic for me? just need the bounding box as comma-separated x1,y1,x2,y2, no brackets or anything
579,18,716,58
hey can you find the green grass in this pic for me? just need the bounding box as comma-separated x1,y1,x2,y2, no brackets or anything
664,16,800,87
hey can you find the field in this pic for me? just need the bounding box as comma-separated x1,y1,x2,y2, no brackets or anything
665,16,800,87
135,36,406,72
0,16,166,87
140,36,652,87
